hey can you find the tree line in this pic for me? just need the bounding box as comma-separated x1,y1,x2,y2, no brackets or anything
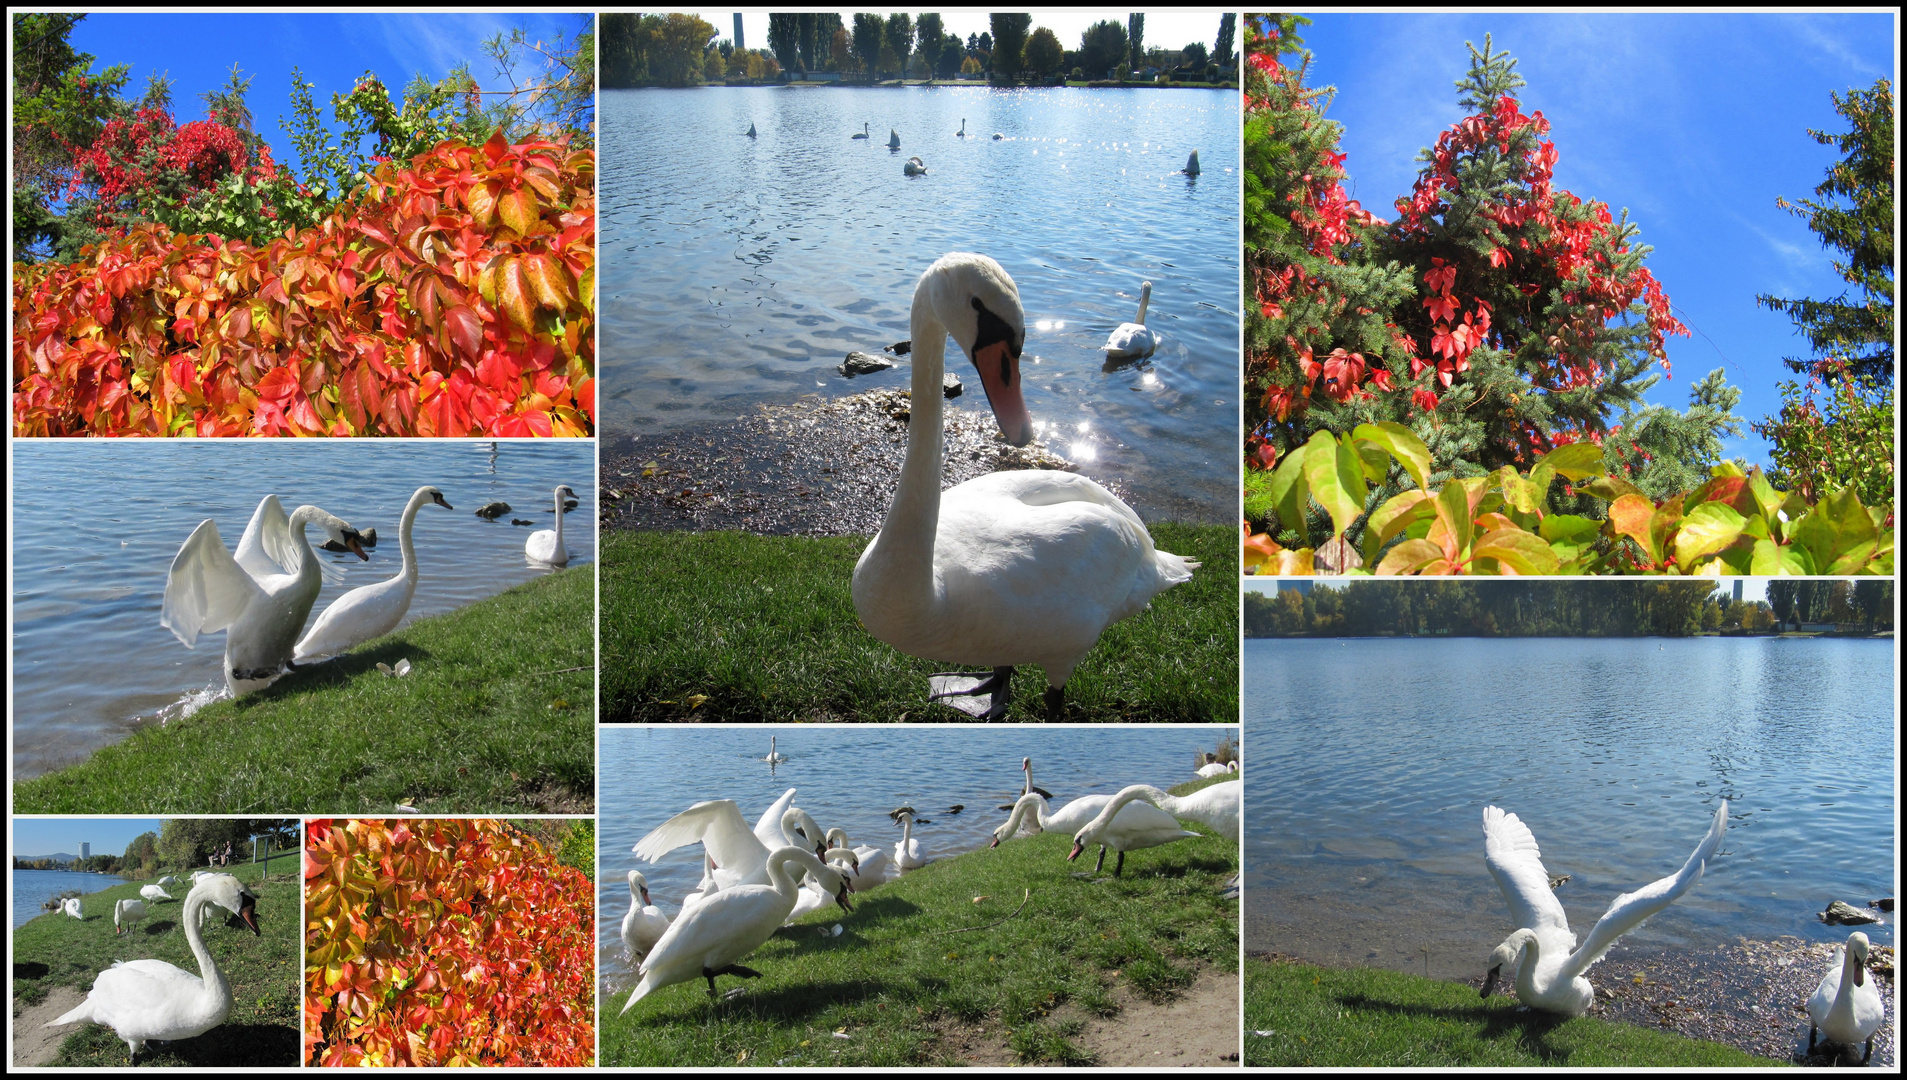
602,13,1237,88
1244,579,1894,638
13,819,297,878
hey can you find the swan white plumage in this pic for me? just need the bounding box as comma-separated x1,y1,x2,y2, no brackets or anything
991,790,1154,846
292,486,452,662
788,846,864,920
824,827,890,892
764,735,787,764
893,808,927,870
621,870,672,963
62,897,84,920
139,884,172,903
1103,280,1161,360
114,899,147,935
1807,931,1884,1063
1183,149,1200,175
1195,757,1236,779
164,495,367,696
888,128,901,149
45,873,260,1063
850,254,1198,721
1067,785,1200,875
525,485,576,566
904,155,927,176
852,122,870,139
636,789,810,893
155,875,181,888
1480,801,1728,1016
1093,781,1240,841
620,847,850,1012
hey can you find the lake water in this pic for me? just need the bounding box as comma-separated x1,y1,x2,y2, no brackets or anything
1242,636,1896,980
12,868,130,928
596,724,1237,992
599,85,1240,523
10,441,595,779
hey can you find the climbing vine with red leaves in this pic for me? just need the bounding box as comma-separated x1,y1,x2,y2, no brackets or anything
14,131,594,437
303,818,595,1068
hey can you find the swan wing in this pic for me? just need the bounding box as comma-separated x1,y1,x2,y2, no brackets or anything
235,494,295,579
752,788,799,850
1807,948,1842,1024
163,519,265,648
626,883,786,1011
1482,806,1571,940
635,799,767,876
1560,800,1727,979
1043,794,1111,832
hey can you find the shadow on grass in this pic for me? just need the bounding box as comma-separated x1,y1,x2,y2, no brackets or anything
1335,991,1581,1063
237,643,439,701
712,976,900,1025
15,961,50,979
142,920,173,936
830,893,923,932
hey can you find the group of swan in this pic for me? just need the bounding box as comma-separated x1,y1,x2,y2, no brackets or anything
46,874,261,1063
850,254,1197,720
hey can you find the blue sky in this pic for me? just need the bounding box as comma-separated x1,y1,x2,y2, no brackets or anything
14,818,167,859
66,12,592,177
1285,12,1895,467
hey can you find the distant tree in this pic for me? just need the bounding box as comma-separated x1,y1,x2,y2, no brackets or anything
961,56,983,78
885,13,914,77
768,14,802,75
1128,13,1145,70
937,34,966,79
11,13,132,260
1181,40,1209,70
832,27,856,74
703,46,726,83
977,31,992,54
600,13,651,87
852,14,885,80
1079,20,1129,80
990,14,1031,82
1023,27,1063,81
647,13,714,87
1214,13,1237,72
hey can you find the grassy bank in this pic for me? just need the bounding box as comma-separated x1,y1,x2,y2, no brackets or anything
601,524,1237,722
14,570,594,815
1243,955,1781,1067
14,853,302,1066
603,778,1239,1066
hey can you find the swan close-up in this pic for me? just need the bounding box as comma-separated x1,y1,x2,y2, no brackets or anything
1807,931,1884,1062
45,873,260,1063
1480,801,1728,1016
292,486,452,662
621,870,673,964
525,485,576,566
849,253,1198,721
1102,280,1161,360
1067,784,1200,875
114,898,147,935
620,846,850,1011
163,495,367,696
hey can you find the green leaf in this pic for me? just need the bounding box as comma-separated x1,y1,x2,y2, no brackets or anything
1538,514,1601,543
1352,421,1431,492
1672,502,1746,568
1303,430,1366,539
1362,490,1433,565
1578,475,1647,502
1374,538,1444,576
1434,479,1473,557
1536,442,1606,481
1265,441,1312,537
1498,465,1542,515
1471,528,1561,575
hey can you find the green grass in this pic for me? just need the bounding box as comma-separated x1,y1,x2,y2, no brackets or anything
1243,955,1783,1067
601,524,1238,722
603,786,1238,1067
13,854,302,1067
14,570,594,815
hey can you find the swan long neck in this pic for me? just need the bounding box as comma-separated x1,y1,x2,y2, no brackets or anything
866,293,948,605
1135,282,1151,325
552,487,566,548
397,490,429,582
285,507,323,582
1005,792,1046,835
1087,785,1163,840
764,848,824,903
180,890,225,1000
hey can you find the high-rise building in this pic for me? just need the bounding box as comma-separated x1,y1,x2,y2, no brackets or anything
81,842,90,860
1732,579,1743,604
735,14,745,52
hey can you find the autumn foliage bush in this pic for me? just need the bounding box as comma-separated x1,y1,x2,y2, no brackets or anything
14,131,594,437
303,818,594,1067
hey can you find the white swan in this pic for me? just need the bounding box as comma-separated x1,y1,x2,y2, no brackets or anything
164,495,367,695
789,846,864,920
894,808,927,870
114,899,147,936
764,735,788,764
991,790,1156,846
139,884,172,903
46,874,260,1063
292,486,452,662
824,827,890,892
155,875,181,888
1183,149,1200,175
525,485,576,566
1195,757,1236,779
621,870,672,964
1094,781,1241,841
887,128,901,149
904,155,927,176
62,897,84,919
1103,280,1161,360
957,118,968,136
1807,931,1884,1063
620,847,850,1012
852,122,870,139
636,789,808,893
1067,785,1200,876
850,254,1198,720
1480,801,1728,1016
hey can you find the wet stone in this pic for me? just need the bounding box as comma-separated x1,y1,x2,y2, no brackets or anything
839,351,897,377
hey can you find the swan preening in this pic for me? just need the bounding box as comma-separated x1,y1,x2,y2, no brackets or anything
163,495,367,696
526,485,576,566
293,486,452,662
1195,756,1238,779
46,874,260,1063
850,254,1198,721
1103,280,1161,360
620,846,850,1012
1480,801,1728,1016
621,870,672,964
1067,785,1199,875
1808,931,1883,1062
114,898,147,935
63,897,84,919
904,156,928,176
852,122,870,139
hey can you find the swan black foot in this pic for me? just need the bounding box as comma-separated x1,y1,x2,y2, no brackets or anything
928,666,1013,719
1093,845,1108,874
703,963,763,997
1807,1025,1817,1053
1043,685,1065,722
1863,1038,1873,1065
1114,849,1126,877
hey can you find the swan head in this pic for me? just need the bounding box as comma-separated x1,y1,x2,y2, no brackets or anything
822,845,861,872
1846,931,1870,986
991,793,1043,846
191,873,261,935
627,869,651,906
826,827,852,851
1480,929,1535,998
297,507,369,560
419,486,452,511
918,253,1031,446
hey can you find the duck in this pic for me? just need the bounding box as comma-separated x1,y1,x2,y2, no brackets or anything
904,155,928,176
293,486,452,662
1479,801,1728,1016
888,128,902,149
1067,785,1200,876
163,495,368,696
525,485,576,566
619,847,850,1011
1807,931,1884,1063
1088,781,1240,841
956,118,968,137
852,122,870,139
849,253,1198,721
45,874,260,1063
1183,148,1200,175
621,870,672,963
1102,280,1161,360
893,808,927,870
139,884,173,904
114,898,147,936
764,735,788,764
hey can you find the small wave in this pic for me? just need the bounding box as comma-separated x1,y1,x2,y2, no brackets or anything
156,683,228,726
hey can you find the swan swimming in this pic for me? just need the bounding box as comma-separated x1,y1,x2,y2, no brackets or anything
746,122,756,138
1183,149,1200,175
850,254,1198,720
1102,280,1161,360
764,735,788,764
1807,931,1884,1063
852,122,870,139
620,846,850,1011
114,898,147,936
164,495,367,696
525,485,576,567
1480,801,1728,1016
46,874,260,1063
1068,785,1200,875
293,486,452,662
888,128,902,149
957,118,968,136
904,156,927,176
621,870,672,963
